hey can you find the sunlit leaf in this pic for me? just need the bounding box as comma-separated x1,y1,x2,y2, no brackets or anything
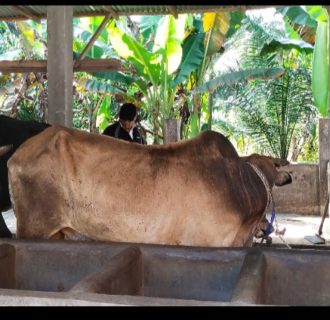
108,20,160,84
312,21,328,116
153,15,186,74
203,12,230,55
303,6,328,22
17,21,34,51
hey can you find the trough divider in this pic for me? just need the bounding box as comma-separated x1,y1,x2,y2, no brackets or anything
69,245,143,295
230,248,266,304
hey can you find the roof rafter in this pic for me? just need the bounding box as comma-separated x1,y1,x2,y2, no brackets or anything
166,6,178,19
10,5,40,23
101,6,119,20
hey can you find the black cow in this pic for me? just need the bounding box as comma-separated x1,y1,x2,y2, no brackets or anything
0,115,50,237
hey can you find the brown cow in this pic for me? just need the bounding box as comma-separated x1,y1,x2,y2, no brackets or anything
7,126,292,247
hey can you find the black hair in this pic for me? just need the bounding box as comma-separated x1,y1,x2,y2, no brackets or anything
119,103,137,121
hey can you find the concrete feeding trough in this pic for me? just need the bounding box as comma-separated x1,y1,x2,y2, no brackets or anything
0,239,330,305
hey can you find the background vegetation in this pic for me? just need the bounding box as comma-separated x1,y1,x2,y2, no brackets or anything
0,6,327,162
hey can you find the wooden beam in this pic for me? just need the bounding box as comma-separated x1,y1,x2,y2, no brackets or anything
0,59,124,73
101,6,119,20
74,13,112,68
74,59,124,73
10,6,40,23
166,6,178,19
0,60,45,72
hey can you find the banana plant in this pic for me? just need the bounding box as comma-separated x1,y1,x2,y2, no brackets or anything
190,12,231,133
80,12,246,141
108,15,188,143
185,11,245,137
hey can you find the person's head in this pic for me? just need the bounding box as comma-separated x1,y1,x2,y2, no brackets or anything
118,103,137,132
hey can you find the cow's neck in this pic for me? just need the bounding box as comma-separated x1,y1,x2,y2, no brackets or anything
246,159,275,189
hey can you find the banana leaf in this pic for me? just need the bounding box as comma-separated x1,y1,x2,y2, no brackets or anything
108,20,160,85
260,38,313,55
74,77,131,99
312,20,329,117
276,6,318,28
304,5,328,22
172,32,205,87
17,21,34,51
139,15,164,49
203,12,230,56
226,10,245,38
189,109,200,138
153,14,186,75
195,67,285,93
91,71,135,85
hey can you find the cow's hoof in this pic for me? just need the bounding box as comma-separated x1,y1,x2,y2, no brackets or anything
266,236,272,246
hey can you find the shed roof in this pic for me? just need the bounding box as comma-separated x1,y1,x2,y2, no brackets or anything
0,5,274,21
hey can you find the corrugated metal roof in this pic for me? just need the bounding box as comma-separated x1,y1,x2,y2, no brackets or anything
0,5,273,21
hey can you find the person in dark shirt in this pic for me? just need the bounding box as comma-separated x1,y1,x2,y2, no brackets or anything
102,103,145,144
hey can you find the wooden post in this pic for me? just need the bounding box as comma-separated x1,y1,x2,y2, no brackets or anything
163,119,181,144
47,6,73,127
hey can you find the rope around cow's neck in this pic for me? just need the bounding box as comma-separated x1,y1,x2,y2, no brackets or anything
247,162,274,215
247,162,291,249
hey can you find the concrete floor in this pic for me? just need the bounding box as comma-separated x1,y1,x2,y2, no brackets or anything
263,212,330,247
3,209,330,247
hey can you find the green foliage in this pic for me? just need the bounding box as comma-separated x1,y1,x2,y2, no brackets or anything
226,68,316,159
312,21,328,117
138,15,164,50
196,67,285,93
172,32,205,87
0,9,323,160
97,95,115,132
278,6,329,117
276,6,318,28
226,10,245,38
188,110,200,138
213,10,318,160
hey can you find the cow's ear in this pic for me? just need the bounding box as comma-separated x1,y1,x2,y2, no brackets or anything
275,170,292,186
272,157,290,167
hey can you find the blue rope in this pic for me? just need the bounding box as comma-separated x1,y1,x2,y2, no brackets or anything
265,208,275,237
